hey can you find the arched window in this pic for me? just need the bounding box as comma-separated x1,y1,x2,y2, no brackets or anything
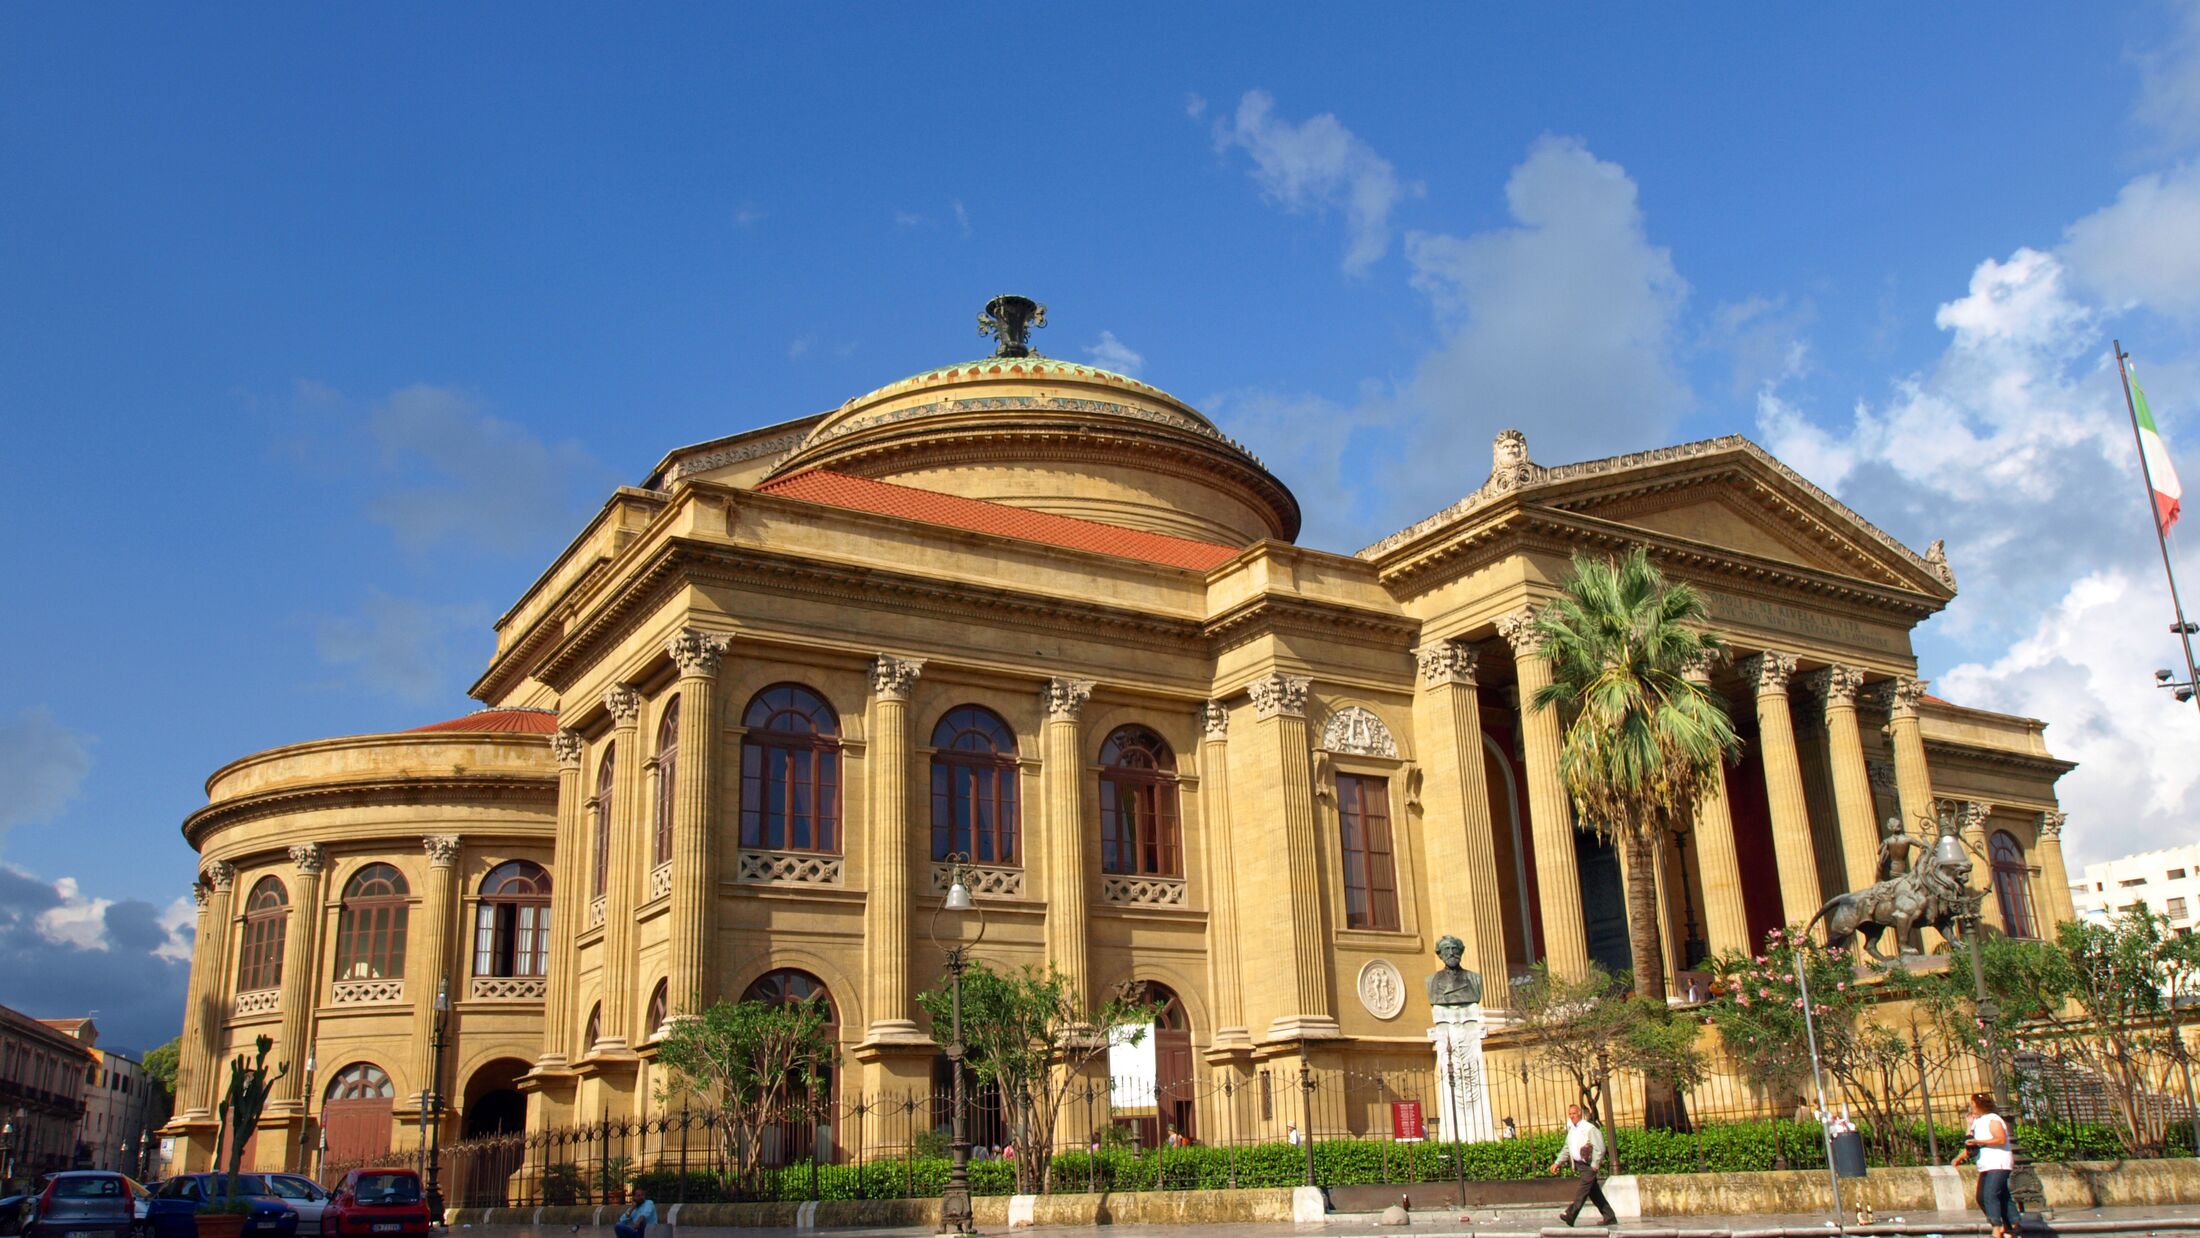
742,968,837,1023
325,1063,394,1102
653,697,680,867
1099,727,1182,877
473,861,551,978
1990,830,2039,940
930,706,1020,863
335,864,409,981
583,1003,602,1052
591,746,615,899
741,685,843,853
646,980,670,1039
235,877,288,993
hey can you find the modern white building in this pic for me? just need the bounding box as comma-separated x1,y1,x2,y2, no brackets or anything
2072,842,2200,933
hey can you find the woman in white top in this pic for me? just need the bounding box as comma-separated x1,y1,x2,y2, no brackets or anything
1951,1091,2016,1238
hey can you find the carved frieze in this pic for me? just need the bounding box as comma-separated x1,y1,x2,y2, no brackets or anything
1321,706,1398,758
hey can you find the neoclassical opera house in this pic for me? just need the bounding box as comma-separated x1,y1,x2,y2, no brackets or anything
167,301,2080,1173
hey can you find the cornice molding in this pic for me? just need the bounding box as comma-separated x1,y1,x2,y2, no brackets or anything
1202,592,1418,656
183,774,558,848
1918,738,2078,781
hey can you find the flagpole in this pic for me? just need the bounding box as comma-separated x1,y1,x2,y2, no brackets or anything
2113,340,2200,716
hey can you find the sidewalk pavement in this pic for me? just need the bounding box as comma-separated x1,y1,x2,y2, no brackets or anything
445,1204,2200,1238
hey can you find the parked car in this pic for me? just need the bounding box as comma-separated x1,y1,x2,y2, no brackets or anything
23,1171,144,1238
0,1192,29,1238
145,1176,296,1238
320,1171,427,1238
261,1180,326,1238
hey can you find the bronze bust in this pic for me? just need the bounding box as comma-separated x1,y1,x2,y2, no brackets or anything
1426,934,1484,1009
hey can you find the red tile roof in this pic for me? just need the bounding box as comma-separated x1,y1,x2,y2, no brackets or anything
756,469,1243,572
407,708,561,735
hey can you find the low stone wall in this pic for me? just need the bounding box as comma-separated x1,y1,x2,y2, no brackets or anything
445,1186,1295,1230
1623,1159,2200,1218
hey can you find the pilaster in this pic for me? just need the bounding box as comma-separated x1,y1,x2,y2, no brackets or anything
2036,811,2076,927
414,834,462,1101
1040,677,1096,1005
271,845,325,1121
862,655,926,1047
597,684,644,1055
1196,701,1253,1053
188,862,237,1119
1498,608,1589,979
1412,640,1510,1007
1243,672,1338,1040
1743,652,1821,928
666,629,729,1013
533,730,586,1079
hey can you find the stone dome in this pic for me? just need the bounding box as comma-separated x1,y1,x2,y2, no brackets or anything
762,353,1300,546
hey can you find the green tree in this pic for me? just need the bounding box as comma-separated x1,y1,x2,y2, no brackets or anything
141,1036,181,1105
654,996,837,1181
915,964,1157,1194
1528,548,1740,1128
1512,962,1703,1119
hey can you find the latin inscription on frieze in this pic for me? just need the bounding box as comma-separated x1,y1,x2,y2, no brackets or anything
1701,591,1904,655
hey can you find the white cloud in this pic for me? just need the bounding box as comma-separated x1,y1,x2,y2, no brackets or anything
154,895,196,964
1184,93,1207,119
0,706,93,850
2062,162,2200,319
366,383,610,557
1085,331,1145,377
2137,0,2200,150
1205,385,1381,548
952,199,971,238
893,210,925,228
733,203,766,227
36,876,112,952
1213,90,1419,276
312,589,492,705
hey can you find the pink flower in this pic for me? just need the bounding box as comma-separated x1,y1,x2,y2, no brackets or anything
1836,983,1848,992
1737,996,1751,1006
1783,973,1795,983
1755,956,1768,965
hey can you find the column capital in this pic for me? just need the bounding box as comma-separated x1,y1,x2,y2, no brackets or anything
1040,677,1096,721
1681,647,1726,683
666,629,731,679
2038,809,2067,838
868,654,926,701
1888,676,1930,719
423,835,463,868
1822,665,1867,707
1196,700,1230,740
1247,672,1311,720
552,729,585,768
603,684,644,728
1739,651,1797,696
1961,800,1992,832
192,883,211,910
1495,607,1543,657
289,844,326,876
204,861,236,892
1416,641,1479,687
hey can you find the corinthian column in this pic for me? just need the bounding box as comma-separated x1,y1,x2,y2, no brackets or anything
414,834,462,1099
1414,640,1510,1006
174,875,221,1123
666,630,729,1014
1683,656,1750,958
1498,609,1590,979
1960,800,1998,927
598,684,643,1052
1244,673,1338,1039
1886,677,1936,834
1812,666,1880,895
536,730,586,1072
188,862,238,1118
2037,810,2077,927
1040,677,1096,1004
1196,701,1252,1049
863,655,925,1045
272,845,325,1116
1744,652,1823,927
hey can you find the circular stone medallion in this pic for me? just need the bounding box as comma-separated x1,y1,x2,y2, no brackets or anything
1357,959,1406,1021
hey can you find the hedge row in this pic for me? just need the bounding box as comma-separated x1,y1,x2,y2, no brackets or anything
612,1118,2151,1202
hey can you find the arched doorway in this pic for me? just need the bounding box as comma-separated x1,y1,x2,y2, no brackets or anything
1108,982,1194,1147
462,1059,531,1137
321,1063,396,1170
740,969,838,1164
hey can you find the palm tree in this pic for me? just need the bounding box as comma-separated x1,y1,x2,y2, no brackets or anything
1528,547,1741,1130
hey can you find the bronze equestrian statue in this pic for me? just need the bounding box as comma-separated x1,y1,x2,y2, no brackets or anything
1811,831,1980,962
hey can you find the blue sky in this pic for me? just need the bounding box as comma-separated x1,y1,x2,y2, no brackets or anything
7,3,2200,1051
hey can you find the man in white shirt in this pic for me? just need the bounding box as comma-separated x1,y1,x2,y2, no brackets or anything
1548,1104,1617,1228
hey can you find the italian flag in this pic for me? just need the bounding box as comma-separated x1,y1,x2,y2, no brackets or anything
2131,361,2184,532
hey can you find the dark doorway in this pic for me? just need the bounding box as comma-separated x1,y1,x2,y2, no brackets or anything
462,1058,532,1138
1574,828,1631,977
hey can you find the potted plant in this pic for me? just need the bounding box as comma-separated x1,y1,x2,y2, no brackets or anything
201,1035,287,1238
540,1164,586,1206
597,1158,632,1206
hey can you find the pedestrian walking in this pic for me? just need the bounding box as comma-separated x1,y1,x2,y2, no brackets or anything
612,1188,655,1238
1549,1103,1617,1228
1952,1091,2016,1238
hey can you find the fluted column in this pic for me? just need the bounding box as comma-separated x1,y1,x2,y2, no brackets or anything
665,630,730,1014
1809,666,1881,895
1041,678,1096,1004
1683,658,1750,958
1498,609,1590,979
2037,811,2076,927
1414,640,1511,1006
537,731,586,1071
863,655,925,1045
1886,677,1936,834
414,835,462,1098
597,685,644,1052
187,862,238,1118
1196,702,1252,1050
272,845,325,1113
1246,673,1337,1039
1744,652,1822,927
1960,800,1998,928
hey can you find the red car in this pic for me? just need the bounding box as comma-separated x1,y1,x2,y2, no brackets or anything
320,1171,429,1238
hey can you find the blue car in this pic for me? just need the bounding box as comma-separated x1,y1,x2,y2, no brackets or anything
146,1175,297,1238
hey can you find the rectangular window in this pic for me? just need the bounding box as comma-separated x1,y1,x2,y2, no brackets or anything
2170,897,2190,919
1336,774,1400,931
2121,877,2149,887
2171,869,2189,880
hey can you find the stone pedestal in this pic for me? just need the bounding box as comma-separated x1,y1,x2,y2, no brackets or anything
1428,1005,1496,1145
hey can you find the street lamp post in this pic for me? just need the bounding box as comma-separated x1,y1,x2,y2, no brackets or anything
426,979,451,1225
929,854,986,1237
3,1117,16,1191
